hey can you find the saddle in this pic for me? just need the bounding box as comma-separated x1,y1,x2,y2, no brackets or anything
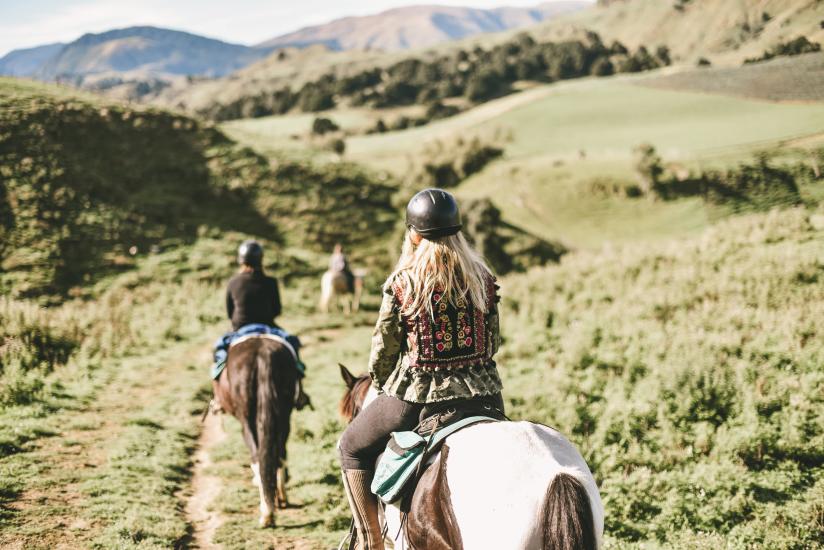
371,398,507,506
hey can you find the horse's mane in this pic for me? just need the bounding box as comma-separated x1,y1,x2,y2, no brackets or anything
339,375,371,423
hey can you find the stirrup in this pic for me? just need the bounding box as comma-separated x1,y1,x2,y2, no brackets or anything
335,519,355,550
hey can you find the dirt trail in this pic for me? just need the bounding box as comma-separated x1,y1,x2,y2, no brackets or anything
185,411,227,549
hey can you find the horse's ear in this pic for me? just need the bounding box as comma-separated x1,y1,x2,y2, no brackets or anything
339,364,357,389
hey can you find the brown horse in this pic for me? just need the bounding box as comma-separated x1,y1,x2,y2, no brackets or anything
338,365,603,550
213,336,297,527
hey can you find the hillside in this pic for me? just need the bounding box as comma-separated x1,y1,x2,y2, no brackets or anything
529,0,824,65
499,206,824,548
0,78,398,297
257,2,589,51
2,203,821,548
152,45,403,113
642,52,824,102
0,43,65,77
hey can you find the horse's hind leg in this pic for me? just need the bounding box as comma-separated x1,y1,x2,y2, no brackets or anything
276,463,288,508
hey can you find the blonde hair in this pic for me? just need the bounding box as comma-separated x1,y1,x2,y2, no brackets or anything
385,230,493,319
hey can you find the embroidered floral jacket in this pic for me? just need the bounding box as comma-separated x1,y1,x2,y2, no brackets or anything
368,273,503,403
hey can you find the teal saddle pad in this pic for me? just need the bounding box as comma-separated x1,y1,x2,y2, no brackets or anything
371,415,499,504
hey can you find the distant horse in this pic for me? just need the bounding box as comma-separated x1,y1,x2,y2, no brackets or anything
319,269,364,314
338,366,604,550
212,336,297,527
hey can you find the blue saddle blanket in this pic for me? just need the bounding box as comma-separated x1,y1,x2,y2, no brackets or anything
212,324,302,379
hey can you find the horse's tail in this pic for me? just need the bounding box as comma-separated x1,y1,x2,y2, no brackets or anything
541,471,597,550
256,348,279,520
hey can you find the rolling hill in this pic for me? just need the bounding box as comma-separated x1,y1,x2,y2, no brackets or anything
528,0,824,65
257,2,589,51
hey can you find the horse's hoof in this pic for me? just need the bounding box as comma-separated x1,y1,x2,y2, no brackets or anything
259,513,275,528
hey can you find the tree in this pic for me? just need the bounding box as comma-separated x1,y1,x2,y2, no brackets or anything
329,138,346,156
655,46,672,66
591,57,615,76
312,117,339,135
298,84,334,112
633,143,664,195
465,68,503,102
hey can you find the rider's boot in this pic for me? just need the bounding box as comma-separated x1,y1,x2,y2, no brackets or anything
341,469,384,550
295,378,312,411
210,380,224,414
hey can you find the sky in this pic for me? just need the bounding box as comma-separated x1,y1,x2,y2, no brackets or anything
0,0,594,57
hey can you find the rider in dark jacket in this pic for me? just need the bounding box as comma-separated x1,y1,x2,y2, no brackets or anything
212,240,310,410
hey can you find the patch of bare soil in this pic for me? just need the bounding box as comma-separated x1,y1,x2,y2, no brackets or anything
185,411,227,549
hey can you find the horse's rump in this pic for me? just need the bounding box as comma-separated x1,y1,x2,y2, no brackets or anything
387,421,604,550
216,336,298,526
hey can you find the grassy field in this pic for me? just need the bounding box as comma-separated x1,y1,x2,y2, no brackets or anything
336,74,824,166
3,44,824,549
643,53,824,103
220,62,824,254
6,205,820,548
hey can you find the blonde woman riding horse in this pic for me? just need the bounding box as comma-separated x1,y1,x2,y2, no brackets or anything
337,189,603,549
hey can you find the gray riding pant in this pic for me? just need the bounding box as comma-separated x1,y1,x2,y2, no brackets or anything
338,392,504,471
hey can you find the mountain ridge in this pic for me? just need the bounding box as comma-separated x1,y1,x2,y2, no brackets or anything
35,26,272,79
256,2,590,51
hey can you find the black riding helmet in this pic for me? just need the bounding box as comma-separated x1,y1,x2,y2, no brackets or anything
237,240,263,267
406,188,462,239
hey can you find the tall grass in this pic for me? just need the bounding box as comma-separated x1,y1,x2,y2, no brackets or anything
499,207,824,547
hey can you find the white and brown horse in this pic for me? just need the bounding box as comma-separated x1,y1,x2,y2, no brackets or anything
319,269,364,314
212,336,297,527
338,366,604,550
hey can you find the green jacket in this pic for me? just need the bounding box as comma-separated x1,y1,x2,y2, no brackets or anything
368,275,503,403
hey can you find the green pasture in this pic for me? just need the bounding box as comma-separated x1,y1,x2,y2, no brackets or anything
345,75,824,168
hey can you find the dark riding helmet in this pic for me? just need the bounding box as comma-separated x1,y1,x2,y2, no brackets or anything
237,240,263,267
406,188,462,239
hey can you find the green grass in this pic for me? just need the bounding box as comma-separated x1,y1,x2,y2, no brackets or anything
642,53,824,103
497,206,824,548
346,76,824,167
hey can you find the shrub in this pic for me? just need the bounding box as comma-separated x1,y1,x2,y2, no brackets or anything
633,143,665,194
407,135,504,188
745,36,821,64
312,117,339,135
328,138,346,156
591,57,615,76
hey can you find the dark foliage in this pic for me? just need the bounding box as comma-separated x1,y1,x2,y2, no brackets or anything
651,151,806,211
203,32,670,122
462,198,567,274
745,36,821,64
311,117,339,135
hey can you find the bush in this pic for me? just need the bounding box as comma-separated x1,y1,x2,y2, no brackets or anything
312,117,339,135
745,36,821,64
408,135,504,188
633,143,664,194
591,57,615,76
329,138,346,156
647,146,809,211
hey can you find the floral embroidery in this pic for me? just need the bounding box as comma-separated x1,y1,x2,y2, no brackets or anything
393,276,497,370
